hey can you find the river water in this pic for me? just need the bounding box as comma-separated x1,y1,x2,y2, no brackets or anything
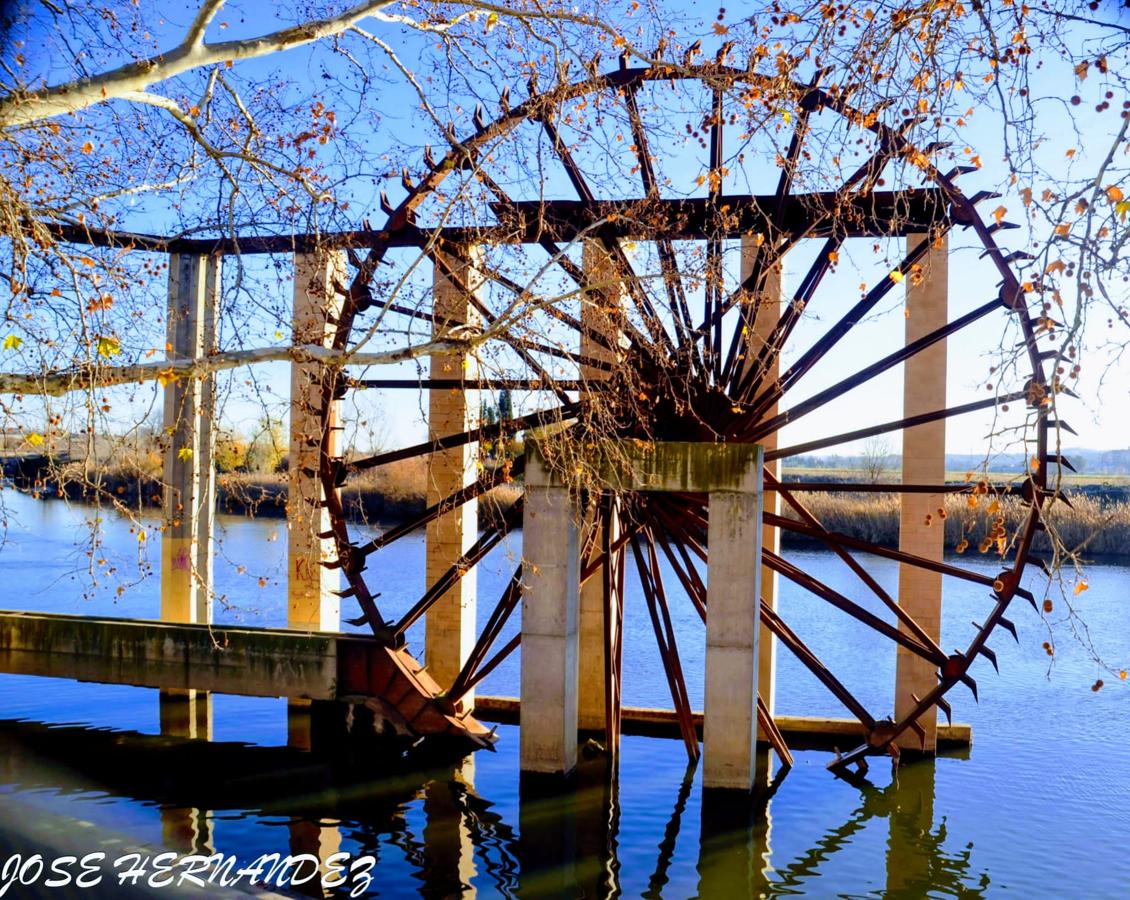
0,487,1126,897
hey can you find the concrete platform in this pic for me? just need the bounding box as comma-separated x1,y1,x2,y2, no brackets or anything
473,696,972,753
0,610,971,754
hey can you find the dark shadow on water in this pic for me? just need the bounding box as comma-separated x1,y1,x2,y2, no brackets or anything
0,714,990,897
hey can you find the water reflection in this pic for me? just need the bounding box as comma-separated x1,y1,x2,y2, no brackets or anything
0,704,995,898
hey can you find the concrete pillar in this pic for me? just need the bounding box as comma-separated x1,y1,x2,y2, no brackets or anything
703,486,763,792
289,250,345,632
520,449,580,776
739,238,781,730
896,233,948,752
426,247,483,700
161,253,218,625
578,241,624,734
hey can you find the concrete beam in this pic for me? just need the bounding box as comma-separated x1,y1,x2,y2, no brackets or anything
519,449,581,776
896,233,948,752
739,238,781,732
578,240,625,737
0,610,354,700
471,696,971,750
426,247,483,701
289,251,346,632
161,253,219,625
704,487,763,791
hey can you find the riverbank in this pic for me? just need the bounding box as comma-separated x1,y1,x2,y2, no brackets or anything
8,460,1129,558
21,456,522,529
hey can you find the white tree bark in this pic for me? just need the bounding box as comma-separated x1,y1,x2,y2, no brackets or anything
0,338,477,398
0,0,397,129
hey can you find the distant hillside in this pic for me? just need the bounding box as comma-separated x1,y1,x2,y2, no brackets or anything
788,447,1130,477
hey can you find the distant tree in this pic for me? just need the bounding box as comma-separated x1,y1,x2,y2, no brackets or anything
860,437,894,484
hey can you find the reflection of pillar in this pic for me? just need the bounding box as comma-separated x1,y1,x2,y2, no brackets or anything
426,248,482,702
896,234,948,752
703,469,763,792
578,241,624,737
288,698,314,752
159,688,213,853
520,448,580,776
288,818,344,899
697,783,758,896
573,755,618,897
739,238,781,732
289,251,345,632
885,760,937,895
161,253,218,624
518,775,578,895
286,697,344,899
423,758,478,897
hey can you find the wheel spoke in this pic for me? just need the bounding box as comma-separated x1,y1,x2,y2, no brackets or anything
347,404,578,473
747,295,1003,443
760,601,876,729
767,470,947,659
393,499,524,637
354,458,523,558
766,548,946,665
741,235,939,424
631,532,699,760
449,565,524,701
767,390,1028,461
623,83,698,360
539,110,676,355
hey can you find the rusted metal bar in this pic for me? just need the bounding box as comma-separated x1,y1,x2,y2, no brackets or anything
347,404,578,472
747,295,1003,444
449,565,524,701
393,500,523,637
631,534,699,760
765,549,946,665
767,390,1028,461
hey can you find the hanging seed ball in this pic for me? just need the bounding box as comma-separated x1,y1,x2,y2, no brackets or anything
1043,598,1054,613
1092,679,1104,692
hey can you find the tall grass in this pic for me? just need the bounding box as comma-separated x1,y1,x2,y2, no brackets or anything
786,491,1130,558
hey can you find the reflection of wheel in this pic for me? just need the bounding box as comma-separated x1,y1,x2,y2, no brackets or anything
317,61,1055,770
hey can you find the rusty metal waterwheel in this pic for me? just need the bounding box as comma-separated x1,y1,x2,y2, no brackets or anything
314,58,1059,772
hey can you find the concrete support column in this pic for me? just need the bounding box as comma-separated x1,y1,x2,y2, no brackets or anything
703,484,763,792
161,253,218,625
520,449,580,776
289,251,345,632
739,238,781,728
426,248,482,700
896,233,948,752
578,241,624,734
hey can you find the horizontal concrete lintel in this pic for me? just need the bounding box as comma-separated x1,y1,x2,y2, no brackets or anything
0,610,385,700
528,440,763,494
474,696,972,752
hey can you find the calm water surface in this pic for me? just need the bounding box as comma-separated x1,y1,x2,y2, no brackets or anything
0,488,1126,897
